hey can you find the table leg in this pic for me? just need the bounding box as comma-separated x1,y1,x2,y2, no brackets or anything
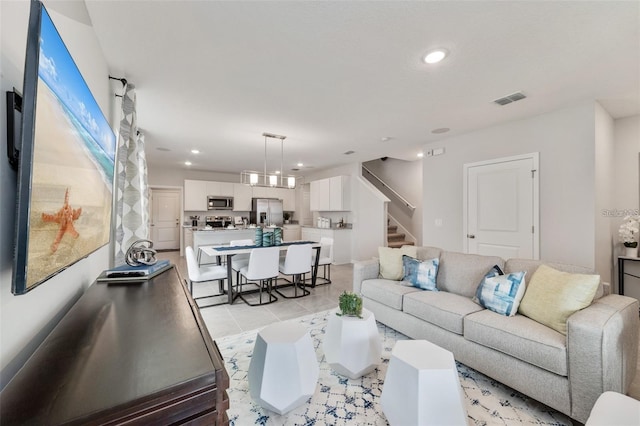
311,246,321,288
227,254,234,304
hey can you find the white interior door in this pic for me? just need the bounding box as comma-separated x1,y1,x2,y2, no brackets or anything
150,189,181,250
464,154,539,259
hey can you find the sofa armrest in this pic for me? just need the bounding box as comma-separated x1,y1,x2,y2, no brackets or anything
566,294,639,423
353,259,379,294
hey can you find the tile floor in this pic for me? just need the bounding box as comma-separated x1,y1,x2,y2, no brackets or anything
158,250,353,339
158,249,640,402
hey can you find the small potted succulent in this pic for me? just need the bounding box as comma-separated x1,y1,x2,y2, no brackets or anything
337,291,363,318
283,212,291,224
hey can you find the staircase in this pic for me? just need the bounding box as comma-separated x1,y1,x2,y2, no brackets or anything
387,224,415,248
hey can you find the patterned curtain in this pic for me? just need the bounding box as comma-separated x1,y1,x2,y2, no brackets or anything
113,83,149,265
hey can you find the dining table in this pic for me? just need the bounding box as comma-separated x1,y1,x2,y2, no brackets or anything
199,241,322,304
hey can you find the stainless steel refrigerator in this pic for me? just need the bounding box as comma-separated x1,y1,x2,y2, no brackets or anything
250,198,283,226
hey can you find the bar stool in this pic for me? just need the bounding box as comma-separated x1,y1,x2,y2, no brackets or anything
307,237,333,286
238,246,279,306
185,246,228,308
276,244,312,299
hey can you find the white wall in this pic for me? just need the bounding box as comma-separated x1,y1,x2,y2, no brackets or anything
594,103,615,284
0,1,112,387
422,102,598,269
352,176,389,261
148,167,240,187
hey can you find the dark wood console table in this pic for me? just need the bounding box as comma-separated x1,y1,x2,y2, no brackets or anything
0,266,229,425
619,256,640,309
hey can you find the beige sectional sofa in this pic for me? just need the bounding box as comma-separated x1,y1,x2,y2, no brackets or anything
352,246,639,423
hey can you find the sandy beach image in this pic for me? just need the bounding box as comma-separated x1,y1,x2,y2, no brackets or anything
25,80,114,289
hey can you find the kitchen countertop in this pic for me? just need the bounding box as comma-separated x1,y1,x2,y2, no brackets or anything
301,225,352,230
184,226,257,232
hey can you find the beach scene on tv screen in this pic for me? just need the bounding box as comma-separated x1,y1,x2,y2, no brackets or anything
25,8,116,289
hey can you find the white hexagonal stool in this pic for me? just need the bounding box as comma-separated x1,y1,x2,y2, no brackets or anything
323,307,382,379
380,340,467,425
248,322,319,414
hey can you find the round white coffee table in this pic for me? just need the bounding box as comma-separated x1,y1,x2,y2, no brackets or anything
322,307,382,379
248,322,319,414
380,339,467,425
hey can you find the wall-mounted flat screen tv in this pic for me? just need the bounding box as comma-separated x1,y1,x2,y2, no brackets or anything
12,0,116,294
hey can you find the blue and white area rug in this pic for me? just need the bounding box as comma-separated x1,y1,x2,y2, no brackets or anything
216,309,573,425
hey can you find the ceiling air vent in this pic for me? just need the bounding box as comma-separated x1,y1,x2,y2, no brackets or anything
343,150,355,155
493,91,526,106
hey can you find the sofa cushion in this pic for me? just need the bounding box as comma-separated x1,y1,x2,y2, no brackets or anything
414,246,442,261
437,251,505,298
402,255,439,291
473,265,527,317
403,291,484,335
464,309,568,376
379,246,418,280
518,264,600,335
361,279,421,310
505,258,605,299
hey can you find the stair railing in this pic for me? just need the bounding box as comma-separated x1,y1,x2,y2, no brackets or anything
362,165,416,211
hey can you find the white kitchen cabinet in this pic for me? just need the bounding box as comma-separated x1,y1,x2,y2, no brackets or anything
184,180,208,211
328,229,351,264
310,178,331,211
274,188,296,211
251,186,273,199
233,183,253,211
329,176,350,211
206,181,233,197
309,176,349,211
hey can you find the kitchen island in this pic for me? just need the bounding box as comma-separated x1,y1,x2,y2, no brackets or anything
193,228,256,264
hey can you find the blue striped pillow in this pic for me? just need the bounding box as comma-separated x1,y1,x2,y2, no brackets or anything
402,255,439,291
473,265,527,317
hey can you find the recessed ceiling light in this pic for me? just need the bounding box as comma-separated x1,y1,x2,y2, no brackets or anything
184,161,192,166
423,49,448,64
417,152,424,158
431,127,450,134
297,162,304,167
381,136,393,142
191,149,200,154
275,170,281,175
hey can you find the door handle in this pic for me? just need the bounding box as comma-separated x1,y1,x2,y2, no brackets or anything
467,234,475,239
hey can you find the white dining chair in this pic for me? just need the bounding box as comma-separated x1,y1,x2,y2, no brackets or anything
276,244,312,299
185,246,228,308
230,239,254,285
308,237,333,285
238,246,280,306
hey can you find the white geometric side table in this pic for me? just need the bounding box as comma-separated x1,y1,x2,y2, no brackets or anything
323,307,382,379
248,322,319,414
380,340,467,425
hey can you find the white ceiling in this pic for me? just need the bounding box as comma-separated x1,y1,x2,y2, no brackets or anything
82,1,639,177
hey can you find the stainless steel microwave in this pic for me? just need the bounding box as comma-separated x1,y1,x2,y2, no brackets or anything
207,196,234,210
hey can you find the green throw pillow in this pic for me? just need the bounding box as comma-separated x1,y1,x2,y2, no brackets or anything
379,246,418,280
518,264,599,335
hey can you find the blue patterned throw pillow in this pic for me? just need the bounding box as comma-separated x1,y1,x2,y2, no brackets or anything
402,255,439,291
474,265,526,317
